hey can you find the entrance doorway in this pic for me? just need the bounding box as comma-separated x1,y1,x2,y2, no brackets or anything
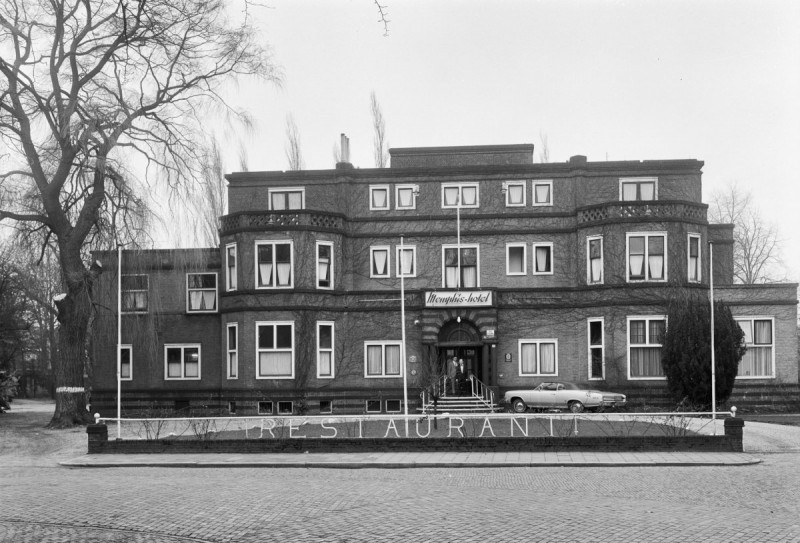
436,318,487,384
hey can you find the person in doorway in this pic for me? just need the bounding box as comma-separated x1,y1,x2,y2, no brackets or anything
447,356,459,395
457,358,467,394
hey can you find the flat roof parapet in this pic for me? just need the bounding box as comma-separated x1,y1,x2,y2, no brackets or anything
389,144,535,168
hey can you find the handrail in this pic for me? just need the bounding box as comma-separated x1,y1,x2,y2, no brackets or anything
468,375,495,409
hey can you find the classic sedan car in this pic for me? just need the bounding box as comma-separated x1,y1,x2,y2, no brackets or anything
502,382,626,413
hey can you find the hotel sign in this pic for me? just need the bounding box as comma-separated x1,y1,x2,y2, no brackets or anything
425,290,493,307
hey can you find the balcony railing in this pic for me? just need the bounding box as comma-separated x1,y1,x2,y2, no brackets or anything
577,201,707,225
220,211,345,234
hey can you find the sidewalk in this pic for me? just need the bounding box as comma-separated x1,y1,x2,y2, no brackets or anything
60,450,761,468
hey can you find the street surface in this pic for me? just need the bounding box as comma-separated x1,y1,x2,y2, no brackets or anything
2,400,799,542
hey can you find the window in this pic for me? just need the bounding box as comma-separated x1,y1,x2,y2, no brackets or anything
587,236,603,284
186,273,217,313
316,241,334,289
396,246,417,278
627,233,667,282
319,400,333,414
366,400,382,413
628,317,665,379
532,242,553,275
442,183,479,208
442,245,479,288
119,345,132,381
228,401,237,415
503,181,526,207
225,243,237,291
532,180,553,206
735,317,774,378
688,234,701,283
370,185,390,210
277,401,293,415
370,246,391,278
256,241,293,288
588,319,604,380
269,188,304,210
519,339,558,376
227,323,238,379
364,341,402,378
256,322,294,379
317,322,334,378
165,345,201,380
258,401,273,415
121,275,148,313
620,177,657,201
506,243,527,275
385,399,402,413
395,185,418,210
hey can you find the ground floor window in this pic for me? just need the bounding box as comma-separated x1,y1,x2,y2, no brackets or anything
277,401,293,415
735,317,774,378
628,317,665,379
119,345,132,380
518,339,558,376
256,322,294,379
385,399,402,413
366,400,382,413
364,342,402,377
319,400,333,414
588,319,604,379
165,344,200,380
258,401,273,415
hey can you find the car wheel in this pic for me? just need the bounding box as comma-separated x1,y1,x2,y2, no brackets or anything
568,401,584,413
511,398,527,413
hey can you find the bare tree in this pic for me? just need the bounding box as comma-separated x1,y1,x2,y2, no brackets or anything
192,137,227,247
537,132,550,163
284,114,304,171
371,91,388,168
0,0,276,426
708,183,786,284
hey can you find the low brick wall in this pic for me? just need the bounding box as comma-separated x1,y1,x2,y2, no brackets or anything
87,418,745,454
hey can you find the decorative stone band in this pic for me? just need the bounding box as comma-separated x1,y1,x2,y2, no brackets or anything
56,386,85,393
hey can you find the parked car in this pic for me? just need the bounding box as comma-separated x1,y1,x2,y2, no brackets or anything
502,381,626,413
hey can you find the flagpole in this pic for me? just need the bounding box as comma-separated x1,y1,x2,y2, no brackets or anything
709,241,716,433
456,195,461,289
116,244,122,440
400,235,409,437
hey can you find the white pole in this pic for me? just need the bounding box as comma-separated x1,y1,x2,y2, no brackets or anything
116,245,122,440
400,236,409,437
709,242,716,433
456,196,461,289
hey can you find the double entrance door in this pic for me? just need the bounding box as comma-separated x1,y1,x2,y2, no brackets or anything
439,345,483,386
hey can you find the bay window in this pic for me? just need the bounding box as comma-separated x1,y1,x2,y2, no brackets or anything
588,319,604,379
227,323,238,379
519,339,558,376
256,322,294,379
587,236,603,284
628,317,665,379
627,233,666,282
735,317,774,378
442,245,479,288
688,234,701,282
256,241,293,288
317,241,333,289
225,243,237,291
317,322,334,378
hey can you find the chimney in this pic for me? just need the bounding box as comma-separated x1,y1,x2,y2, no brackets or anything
336,133,353,169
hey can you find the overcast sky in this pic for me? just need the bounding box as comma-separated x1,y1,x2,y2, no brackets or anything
215,0,800,280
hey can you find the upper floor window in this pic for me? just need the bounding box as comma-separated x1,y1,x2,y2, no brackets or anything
503,181,526,207
628,317,665,379
186,273,217,313
317,322,334,378
519,339,558,376
256,241,293,288
588,319,604,380
532,180,553,206
688,234,701,283
370,246,391,278
735,317,774,378
119,345,132,381
442,183,479,208
225,243,237,292
587,236,603,284
620,177,657,201
506,243,527,275
396,246,417,278
395,185,418,210
364,341,402,378
165,344,201,380
256,322,294,379
269,187,304,210
442,245,479,288
316,241,333,289
370,185,390,210
227,323,238,379
121,274,148,313
627,233,666,282
532,242,553,275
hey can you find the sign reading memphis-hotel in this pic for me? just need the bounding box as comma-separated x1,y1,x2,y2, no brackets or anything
425,290,492,307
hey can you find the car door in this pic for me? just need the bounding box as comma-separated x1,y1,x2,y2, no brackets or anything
535,382,558,408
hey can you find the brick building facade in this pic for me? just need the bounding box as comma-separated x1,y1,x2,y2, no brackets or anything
90,144,799,416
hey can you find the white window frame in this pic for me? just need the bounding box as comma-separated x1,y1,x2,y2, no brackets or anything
587,318,604,380
370,246,391,278
441,244,481,288
396,245,417,278
395,184,418,210
255,321,295,380
518,339,559,376
277,401,294,415
316,241,334,290
164,344,202,381
119,344,132,381
627,316,666,380
441,182,480,209
226,323,238,380
687,233,702,283
506,243,527,276
626,232,668,282
186,272,218,313
317,321,335,379
255,240,294,289
587,235,604,285
365,399,382,413
225,243,237,292
531,242,554,275
369,185,391,210
268,187,305,210
385,399,402,413
121,274,148,314
363,341,403,378
532,180,553,207
503,180,526,207
734,316,776,379
619,177,658,201
319,400,333,414
258,401,273,415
